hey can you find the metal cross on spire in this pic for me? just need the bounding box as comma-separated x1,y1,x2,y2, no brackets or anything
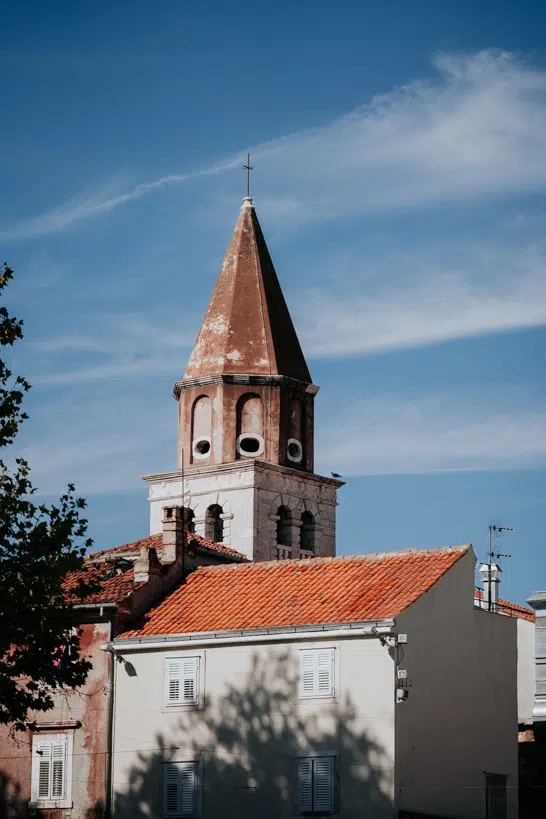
243,152,254,198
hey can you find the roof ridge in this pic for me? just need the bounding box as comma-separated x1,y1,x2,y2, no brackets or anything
189,544,472,573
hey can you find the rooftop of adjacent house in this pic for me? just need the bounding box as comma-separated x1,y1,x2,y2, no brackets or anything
63,532,247,606
474,588,535,623
120,544,472,638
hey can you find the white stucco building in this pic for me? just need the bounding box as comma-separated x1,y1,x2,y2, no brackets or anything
108,542,523,819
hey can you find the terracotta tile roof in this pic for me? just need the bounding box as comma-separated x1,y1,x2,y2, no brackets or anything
63,562,140,605
474,589,535,622
64,532,246,607
89,533,246,563
121,545,470,638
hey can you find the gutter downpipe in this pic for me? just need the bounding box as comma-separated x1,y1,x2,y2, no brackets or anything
105,617,116,819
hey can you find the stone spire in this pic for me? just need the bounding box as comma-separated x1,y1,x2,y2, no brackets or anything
185,197,311,384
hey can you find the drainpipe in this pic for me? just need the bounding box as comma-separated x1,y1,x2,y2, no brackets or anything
105,617,116,818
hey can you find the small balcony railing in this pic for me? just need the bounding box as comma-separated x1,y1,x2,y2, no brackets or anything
275,546,314,561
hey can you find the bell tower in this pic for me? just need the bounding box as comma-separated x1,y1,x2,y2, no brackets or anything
143,197,342,561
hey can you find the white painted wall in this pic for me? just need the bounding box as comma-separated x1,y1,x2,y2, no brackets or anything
517,617,535,724
395,549,519,819
112,636,395,818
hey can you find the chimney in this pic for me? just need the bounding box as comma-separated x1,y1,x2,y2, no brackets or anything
526,591,546,730
478,562,502,613
162,505,184,565
134,544,162,583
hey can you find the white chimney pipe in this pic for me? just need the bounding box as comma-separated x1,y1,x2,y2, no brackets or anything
479,563,502,613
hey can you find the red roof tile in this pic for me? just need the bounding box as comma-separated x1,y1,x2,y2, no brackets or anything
121,545,470,638
474,589,535,622
89,533,246,563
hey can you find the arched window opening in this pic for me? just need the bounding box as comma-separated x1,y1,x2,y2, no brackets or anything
192,396,212,461
287,397,304,464
236,393,264,458
276,506,292,547
301,511,315,553
205,504,224,543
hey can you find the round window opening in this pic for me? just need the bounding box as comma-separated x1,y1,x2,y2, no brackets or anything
287,438,303,463
193,436,211,459
236,433,264,458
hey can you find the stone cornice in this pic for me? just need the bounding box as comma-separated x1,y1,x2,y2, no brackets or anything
141,460,344,488
173,373,319,400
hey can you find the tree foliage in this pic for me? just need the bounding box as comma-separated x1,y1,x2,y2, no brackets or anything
0,264,97,729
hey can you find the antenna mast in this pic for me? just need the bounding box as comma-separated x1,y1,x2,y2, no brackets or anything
485,524,513,612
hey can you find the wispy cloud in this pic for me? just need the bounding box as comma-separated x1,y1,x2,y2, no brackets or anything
298,240,546,357
3,50,546,241
316,391,546,477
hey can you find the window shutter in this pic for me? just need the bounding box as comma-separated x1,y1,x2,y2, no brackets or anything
163,762,198,817
182,658,199,705
313,757,334,813
297,758,313,813
51,740,66,799
37,743,51,799
316,650,334,697
165,658,199,706
166,659,182,705
301,652,317,697
300,649,334,698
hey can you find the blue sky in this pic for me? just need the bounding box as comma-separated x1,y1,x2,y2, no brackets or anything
1,1,546,606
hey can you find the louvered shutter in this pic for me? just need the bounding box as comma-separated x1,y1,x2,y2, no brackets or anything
37,742,51,798
166,658,199,706
313,757,334,813
163,762,198,817
300,652,317,697
182,658,199,705
300,649,334,698
166,660,182,705
51,741,66,799
316,650,334,697
297,758,313,813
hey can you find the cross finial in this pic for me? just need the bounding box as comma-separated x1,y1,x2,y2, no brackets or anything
243,152,254,198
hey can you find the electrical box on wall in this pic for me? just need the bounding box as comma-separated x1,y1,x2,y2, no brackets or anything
397,633,407,644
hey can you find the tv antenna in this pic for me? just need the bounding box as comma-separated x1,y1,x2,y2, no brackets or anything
483,524,513,612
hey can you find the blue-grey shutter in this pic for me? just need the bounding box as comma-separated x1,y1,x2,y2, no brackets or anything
297,758,313,812
313,757,334,813
163,761,198,817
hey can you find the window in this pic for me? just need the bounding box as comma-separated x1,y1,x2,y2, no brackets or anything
31,733,72,808
205,504,223,543
300,649,335,698
296,755,335,814
163,761,199,817
165,657,200,706
485,773,507,819
301,511,315,552
276,506,292,547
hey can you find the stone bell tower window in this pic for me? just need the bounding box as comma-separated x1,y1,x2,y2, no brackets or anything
236,393,265,458
276,506,292,547
205,504,224,543
191,396,212,461
300,511,315,552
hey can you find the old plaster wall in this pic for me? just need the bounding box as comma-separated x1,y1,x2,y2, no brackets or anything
395,549,519,819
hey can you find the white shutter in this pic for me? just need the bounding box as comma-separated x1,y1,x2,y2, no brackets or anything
182,658,199,705
166,660,182,705
165,658,199,706
300,652,317,697
51,741,66,799
316,650,334,697
297,758,313,813
313,757,334,813
37,742,51,798
163,761,198,817
300,649,334,698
